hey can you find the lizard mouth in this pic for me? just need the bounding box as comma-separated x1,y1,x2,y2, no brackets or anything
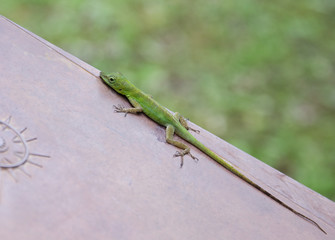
100,71,107,79
100,72,110,84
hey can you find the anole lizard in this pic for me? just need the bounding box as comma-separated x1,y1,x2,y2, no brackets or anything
100,71,326,234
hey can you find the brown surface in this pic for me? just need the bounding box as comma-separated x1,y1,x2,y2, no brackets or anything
0,15,334,240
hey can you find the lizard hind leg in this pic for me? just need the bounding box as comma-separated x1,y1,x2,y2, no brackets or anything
173,112,200,133
165,124,198,168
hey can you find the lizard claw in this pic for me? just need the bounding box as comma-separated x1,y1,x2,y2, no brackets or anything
113,104,123,112
190,128,200,134
173,151,181,159
173,151,184,168
113,104,128,117
173,151,198,167
189,153,199,162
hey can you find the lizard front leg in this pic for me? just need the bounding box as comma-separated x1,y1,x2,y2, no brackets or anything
173,112,200,133
114,97,143,117
165,124,198,167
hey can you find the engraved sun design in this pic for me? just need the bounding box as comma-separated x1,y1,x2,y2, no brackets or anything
0,116,50,181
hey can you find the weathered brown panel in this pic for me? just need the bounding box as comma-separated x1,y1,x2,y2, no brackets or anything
0,16,334,239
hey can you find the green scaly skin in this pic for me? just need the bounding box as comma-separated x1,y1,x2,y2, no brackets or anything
100,71,326,234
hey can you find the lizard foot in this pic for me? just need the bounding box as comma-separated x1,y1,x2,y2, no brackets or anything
188,127,200,134
113,104,129,117
174,150,199,168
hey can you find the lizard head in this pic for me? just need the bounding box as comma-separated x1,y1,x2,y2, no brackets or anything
100,72,136,95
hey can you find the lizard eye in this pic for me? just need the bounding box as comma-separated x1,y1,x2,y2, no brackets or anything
109,77,115,81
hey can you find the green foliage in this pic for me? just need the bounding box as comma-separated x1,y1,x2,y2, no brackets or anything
3,0,335,200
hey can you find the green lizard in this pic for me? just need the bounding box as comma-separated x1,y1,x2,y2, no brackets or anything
100,71,326,234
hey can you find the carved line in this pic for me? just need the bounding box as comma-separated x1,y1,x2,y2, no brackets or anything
0,120,29,168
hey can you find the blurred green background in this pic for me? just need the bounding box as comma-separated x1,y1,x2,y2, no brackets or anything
2,0,335,200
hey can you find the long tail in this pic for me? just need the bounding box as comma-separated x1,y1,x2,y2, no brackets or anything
181,130,327,234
